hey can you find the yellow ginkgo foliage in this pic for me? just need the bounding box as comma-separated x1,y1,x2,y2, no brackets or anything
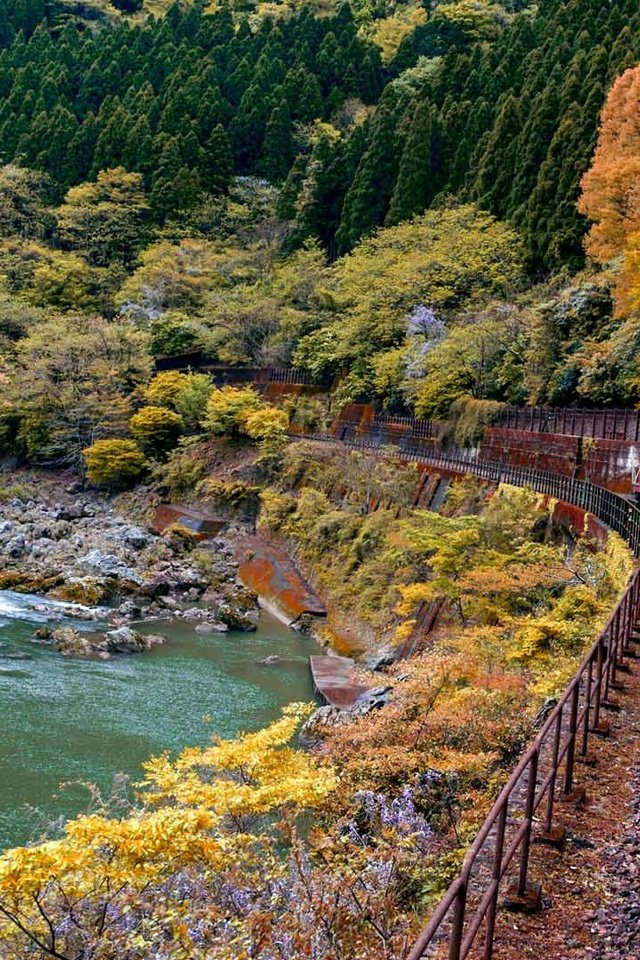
0,704,337,944
141,702,339,814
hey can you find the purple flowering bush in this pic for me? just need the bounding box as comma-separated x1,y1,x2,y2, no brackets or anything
404,305,447,381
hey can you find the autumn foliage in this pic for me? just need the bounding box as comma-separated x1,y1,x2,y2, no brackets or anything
579,65,640,317
82,437,148,488
0,448,634,958
579,66,640,263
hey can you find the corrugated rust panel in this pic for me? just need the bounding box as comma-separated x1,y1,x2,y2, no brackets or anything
330,404,376,437
549,499,608,549
581,438,640,494
481,428,640,494
481,428,580,477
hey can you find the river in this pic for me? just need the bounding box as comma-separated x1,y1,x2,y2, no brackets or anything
0,590,318,852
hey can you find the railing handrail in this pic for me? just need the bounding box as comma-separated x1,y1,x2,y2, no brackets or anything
295,432,640,960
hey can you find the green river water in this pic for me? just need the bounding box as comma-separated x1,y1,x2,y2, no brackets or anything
0,590,318,852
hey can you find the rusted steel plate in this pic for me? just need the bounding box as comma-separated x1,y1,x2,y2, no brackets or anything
153,504,227,539
238,536,326,621
310,655,370,708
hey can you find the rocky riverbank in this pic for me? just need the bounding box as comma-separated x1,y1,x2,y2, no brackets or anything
0,475,260,657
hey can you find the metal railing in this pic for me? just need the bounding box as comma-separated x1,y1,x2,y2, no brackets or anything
329,433,640,555
153,355,320,386
375,412,442,439
304,433,640,959
406,566,639,960
494,405,640,442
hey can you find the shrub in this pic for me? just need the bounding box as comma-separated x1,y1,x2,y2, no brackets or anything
245,406,290,466
148,313,203,357
154,445,208,499
172,373,213,429
200,478,261,520
144,371,189,407
83,439,148,488
129,405,184,454
447,396,505,447
204,386,263,436
244,406,289,442
284,395,326,434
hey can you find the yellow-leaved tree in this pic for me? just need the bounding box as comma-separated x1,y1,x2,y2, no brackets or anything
293,204,523,401
578,65,640,317
0,704,337,958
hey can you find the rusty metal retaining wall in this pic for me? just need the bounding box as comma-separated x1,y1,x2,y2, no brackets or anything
326,436,640,555
496,405,640,441
342,407,640,443
315,435,640,959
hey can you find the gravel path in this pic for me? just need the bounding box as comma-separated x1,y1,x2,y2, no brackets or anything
481,664,640,960
587,767,640,960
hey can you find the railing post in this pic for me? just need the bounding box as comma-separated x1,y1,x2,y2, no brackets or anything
581,659,593,758
484,804,508,960
448,881,467,960
591,636,610,736
563,683,580,797
544,708,563,833
519,749,538,896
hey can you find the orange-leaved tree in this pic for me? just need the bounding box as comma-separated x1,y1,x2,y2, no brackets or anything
578,65,640,264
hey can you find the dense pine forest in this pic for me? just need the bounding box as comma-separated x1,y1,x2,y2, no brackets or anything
1,0,639,268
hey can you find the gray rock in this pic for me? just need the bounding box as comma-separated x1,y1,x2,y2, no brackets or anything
104,627,146,653
158,596,179,610
6,535,27,558
143,634,166,649
65,481,84,495
109,524,149,550
61,605,101,621
116,600,141,618
79,550,142,584
299,705,354,744
354,685,392,713
218,602,259,632
51,627,96,658
53,503,88,522
195,621,228,634
363,646,395,671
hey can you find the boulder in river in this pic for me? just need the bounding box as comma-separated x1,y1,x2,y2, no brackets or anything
115,599,142,619
218,601,259,632
104,627,165,654
195,621,228,635
51,627,98,658
53,576,114,606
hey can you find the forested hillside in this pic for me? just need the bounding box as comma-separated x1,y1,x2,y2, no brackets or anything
0,0,383,213
321,0,640,268
1,0,639,269
2,0,640,464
